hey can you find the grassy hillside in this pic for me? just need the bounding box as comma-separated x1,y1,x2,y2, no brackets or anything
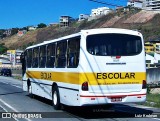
1,9,160,50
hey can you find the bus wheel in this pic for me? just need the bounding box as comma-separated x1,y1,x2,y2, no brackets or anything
52,86,61,110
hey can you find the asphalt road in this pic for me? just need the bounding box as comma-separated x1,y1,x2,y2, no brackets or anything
0,76,160,121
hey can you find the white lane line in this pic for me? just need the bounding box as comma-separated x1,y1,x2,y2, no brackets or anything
153,118,160,120
11,84,22,89
0,98,32,121
0,103,9,112
0,81,21,89
0,99,19,121
1,81,9,85
0,107,19,121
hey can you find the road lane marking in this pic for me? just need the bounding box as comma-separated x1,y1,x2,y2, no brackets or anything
1,82,9,85
0,81,21,89
153,118,160,120
0,101,19,121
0,104,9,112
11,84,22,89
0,99,32,121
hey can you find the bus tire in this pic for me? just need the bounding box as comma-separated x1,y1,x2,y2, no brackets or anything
52,85,61,110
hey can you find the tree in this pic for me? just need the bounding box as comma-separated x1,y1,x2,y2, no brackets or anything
37,23,47,28
0,29,5,35
11,28,19,36
0,43,8,54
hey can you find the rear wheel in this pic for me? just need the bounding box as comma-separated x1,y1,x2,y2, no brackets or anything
52,86,61,110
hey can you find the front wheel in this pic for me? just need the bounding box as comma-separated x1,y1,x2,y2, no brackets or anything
52,86,61,110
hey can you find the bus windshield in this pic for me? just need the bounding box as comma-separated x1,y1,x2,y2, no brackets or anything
86,34,142,56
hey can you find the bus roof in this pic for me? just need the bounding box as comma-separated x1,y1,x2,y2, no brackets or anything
26,28,142,50
81,28,141,36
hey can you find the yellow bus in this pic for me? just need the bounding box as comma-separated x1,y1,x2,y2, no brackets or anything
21,28,146,110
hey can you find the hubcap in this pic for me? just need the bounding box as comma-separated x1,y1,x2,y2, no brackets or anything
53,91,57,105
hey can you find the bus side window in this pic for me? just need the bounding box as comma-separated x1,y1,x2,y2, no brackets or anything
32,47,39,68
56,40,67,68
39,45,46,68
27,49,32,68
67,37,80,68
46,43,55,68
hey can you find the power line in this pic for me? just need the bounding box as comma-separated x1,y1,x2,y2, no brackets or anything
116,0,127,1
89,0,125,7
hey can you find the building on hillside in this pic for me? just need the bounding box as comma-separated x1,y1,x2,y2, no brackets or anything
127,0,143,9
7,50,23,66
144,0,160,10
28,26,37,31
3,29,12,37
59,16,72,27
127,0,160,10
49,23,59,27
0,55,11,67
116,6,130,12
17,30,27,36
79,14,90,21
90,7,111,17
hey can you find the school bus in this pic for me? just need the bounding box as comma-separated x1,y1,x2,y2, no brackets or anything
21,28,146,110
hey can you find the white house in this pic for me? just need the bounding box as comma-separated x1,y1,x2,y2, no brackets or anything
90,7,111,17
59,16,72,27
128,0,160,10
144,0,160,10
28,26,37,31
127,0,143,9
79,14,89,21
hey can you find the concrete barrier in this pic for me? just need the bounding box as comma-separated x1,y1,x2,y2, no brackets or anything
147,68,160,83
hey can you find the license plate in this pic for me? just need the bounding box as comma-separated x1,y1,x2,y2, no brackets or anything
111,97,122,102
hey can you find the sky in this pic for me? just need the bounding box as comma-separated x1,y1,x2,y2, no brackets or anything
0,0,127,29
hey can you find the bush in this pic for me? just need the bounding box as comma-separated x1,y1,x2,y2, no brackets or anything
147,86,151,94
0,43,8,54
